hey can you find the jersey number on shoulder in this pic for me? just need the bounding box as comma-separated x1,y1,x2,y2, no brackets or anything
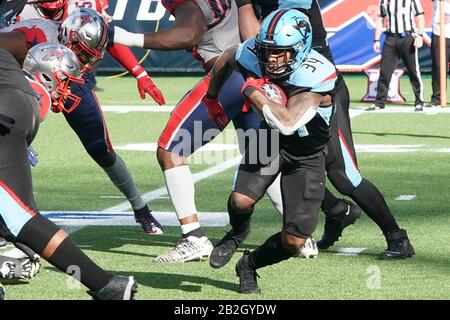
300,57,324,73
75,1,93,8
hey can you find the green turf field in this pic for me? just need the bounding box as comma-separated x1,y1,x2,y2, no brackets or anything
1,74,450,300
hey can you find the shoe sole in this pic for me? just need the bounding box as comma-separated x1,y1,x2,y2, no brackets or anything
153,246,213,264
145,228,164,235
379,248,415,260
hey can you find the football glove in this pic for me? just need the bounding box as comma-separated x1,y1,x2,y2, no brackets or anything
202,96,229,131
240,77,269,112
137,73,166,106
0,255,41,280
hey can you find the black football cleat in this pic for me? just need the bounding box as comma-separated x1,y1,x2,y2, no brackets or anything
88,275,138,300
0,237,6,247
317,199,361,249
235,250,261,294
379,229,415,260
134,205,163,235
210,225,250,269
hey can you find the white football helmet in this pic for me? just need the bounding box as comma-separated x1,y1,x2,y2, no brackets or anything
23,42,84,113
58,8,109,72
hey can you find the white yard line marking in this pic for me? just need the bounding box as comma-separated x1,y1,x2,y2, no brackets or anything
395,195,416,201
353,106,450,114
334,247,367,256
102,156,242,213
100,195,126,199
355,144,424,153
42,211,229,227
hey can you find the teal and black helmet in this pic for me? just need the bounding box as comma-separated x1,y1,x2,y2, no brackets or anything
255,9,312,79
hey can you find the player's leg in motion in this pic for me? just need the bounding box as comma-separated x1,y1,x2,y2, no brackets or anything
155,72,256,263
318,81,415,259
316,80,362,248
0,88,136,300
64,74,163,235
232,148,325,293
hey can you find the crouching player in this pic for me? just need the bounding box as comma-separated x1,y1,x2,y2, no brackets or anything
0,43,137,300
206,9,336,293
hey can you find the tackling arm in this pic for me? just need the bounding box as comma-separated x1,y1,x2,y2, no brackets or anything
205,44,239,98
237,3,260,41
112,1,205,50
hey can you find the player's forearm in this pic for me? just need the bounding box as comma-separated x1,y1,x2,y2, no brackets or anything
112,25,203,50
417,14,425,35
107,44,143,75
238,4,261,41
374,16,383,40
206,45,239,98
0,32,27,63
245,89,290,123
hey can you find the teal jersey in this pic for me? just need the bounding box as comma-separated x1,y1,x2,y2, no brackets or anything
236,38,336,96
235,37,336,157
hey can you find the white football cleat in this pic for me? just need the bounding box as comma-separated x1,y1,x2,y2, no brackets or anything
0,282,5,300
153,236,213,263
298,237,318,259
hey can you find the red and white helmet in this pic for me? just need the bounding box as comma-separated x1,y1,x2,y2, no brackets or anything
22,42,84,113
58,8,109,73
34,0,68,20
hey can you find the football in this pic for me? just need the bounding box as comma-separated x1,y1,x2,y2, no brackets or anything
259,82,288,106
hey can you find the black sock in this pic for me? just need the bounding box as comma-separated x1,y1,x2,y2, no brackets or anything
248,232,292,270
228,196,252,242
183,228,204,239
351,178,399,234
17,214,112,291
321,188,341,213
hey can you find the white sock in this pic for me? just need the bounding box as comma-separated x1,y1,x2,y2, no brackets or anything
163,166,198,219
266,174,283,215
181,222,201,236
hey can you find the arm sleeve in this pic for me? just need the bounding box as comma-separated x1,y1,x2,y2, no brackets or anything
412,0,424,16
107,44,144,77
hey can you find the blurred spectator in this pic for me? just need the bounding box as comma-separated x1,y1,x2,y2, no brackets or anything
428,0,450,107
367,0,425,112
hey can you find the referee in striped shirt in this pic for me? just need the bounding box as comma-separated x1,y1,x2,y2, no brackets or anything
368,0,425,111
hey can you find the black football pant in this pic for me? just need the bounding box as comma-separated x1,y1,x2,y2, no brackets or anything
375,33,424,107
430,33,450,105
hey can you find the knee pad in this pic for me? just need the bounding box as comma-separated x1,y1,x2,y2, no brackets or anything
327,169,359,196
284,212,318,240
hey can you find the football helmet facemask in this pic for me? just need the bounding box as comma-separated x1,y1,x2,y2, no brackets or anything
34,0,68,21
255,9,312,80
22,42,84,113
58,8,109,73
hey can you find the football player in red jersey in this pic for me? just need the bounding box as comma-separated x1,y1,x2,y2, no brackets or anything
0,8,165,235
0,42,137,300
111,0,273,263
